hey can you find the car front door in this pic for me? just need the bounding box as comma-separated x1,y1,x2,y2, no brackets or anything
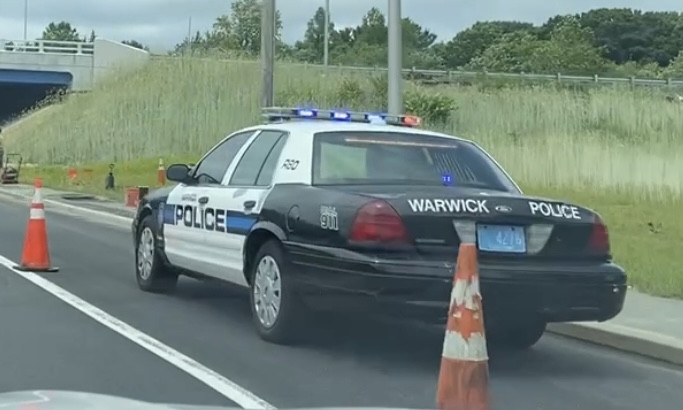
200,129,289,287
163,130,256,274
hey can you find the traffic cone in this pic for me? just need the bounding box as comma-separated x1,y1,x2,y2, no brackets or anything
436,243,489,410
14,178,59,272
157,158,166,186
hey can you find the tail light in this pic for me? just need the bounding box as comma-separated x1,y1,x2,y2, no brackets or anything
588,215,610,255
349,200,409,244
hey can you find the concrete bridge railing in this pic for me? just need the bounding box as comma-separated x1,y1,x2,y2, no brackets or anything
1,39,94,55
0,38,149,91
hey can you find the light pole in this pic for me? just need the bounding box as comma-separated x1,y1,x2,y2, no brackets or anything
261,0,275,107
23,0,28,41
323,0,329,66
387,0,403,115
186,16,192,54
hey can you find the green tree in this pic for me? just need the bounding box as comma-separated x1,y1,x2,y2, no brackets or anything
539,16,607,73
173,31,210,55
467,31,543,73
353,7,387,46
401,18,437,51
40,21,81,42
540,8,683,67
218,0,283,54
663,51,683,78
438,21,535,68
171,0,283,57
294,6,337,63
336,27,355,48
122,39,147,50
401,18,442,68
330,8,389,66
325,8,443,68
468,17,607,74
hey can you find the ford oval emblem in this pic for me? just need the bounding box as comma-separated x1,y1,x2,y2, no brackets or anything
495,205,512,213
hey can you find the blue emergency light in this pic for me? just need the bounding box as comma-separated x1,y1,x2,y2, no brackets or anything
297,108,317,118
441,173,454,186
262,107,421,127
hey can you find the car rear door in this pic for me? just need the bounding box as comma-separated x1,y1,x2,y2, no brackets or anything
163,130,256,274
200,129,289,287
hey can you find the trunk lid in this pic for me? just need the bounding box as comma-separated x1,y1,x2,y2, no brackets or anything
337,185,603,262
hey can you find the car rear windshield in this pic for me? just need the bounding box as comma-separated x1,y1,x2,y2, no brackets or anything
312,131,518,192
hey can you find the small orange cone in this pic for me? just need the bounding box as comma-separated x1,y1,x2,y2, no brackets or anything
436,243,489,410
67,167,78,183
14,178,59,272
157,158,166,186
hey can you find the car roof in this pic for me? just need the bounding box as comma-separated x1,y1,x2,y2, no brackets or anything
240,120,474,144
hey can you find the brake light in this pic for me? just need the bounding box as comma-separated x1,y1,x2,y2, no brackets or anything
588,215,610,255
349,200,409,244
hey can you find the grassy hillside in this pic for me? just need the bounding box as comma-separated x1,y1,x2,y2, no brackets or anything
5,56,683,297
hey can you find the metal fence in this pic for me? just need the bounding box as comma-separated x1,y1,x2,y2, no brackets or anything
155,53,683,89
294,62,683,88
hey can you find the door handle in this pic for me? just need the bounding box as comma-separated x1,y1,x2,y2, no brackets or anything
243,200,256,210
198,196,209,205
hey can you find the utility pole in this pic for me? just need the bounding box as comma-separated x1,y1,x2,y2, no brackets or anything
186,16,192,54
261,0,275,107
23,0,28,41
387,0,403,115
323,0,330,66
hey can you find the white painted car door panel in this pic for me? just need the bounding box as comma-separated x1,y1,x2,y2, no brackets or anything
162,185,210,273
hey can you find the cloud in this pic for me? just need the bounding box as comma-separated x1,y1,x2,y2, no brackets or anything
0,0,680,52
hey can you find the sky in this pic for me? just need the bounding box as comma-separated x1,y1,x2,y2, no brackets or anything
0,0,680,52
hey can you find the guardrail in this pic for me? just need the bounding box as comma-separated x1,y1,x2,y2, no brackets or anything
0,39,94,55
303,63,683,88
153,54,683,88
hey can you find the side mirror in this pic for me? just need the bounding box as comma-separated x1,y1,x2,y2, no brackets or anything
166,163,193,184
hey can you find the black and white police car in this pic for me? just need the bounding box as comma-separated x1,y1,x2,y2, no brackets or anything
132,107,627,348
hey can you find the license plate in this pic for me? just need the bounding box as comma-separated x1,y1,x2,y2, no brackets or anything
476,224,526,253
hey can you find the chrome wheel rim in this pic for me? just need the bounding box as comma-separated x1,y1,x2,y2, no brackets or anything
253,255,282,329
137,227,155,280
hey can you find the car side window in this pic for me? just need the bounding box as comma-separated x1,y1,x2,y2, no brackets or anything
229,130,286,186
255,133,288,186
193,131,254,184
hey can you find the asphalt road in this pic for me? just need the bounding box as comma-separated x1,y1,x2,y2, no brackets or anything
0,196,682,410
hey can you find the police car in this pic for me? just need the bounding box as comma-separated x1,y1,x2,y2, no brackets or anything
132,107,627,348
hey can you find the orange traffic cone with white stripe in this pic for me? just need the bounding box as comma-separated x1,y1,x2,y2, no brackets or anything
436,242,489,410
14,178,59,272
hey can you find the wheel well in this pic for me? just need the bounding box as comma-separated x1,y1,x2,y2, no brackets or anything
243,229,278,285
137,208,153,234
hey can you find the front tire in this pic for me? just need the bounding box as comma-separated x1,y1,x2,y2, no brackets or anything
135,215,178,293
249,240,306,344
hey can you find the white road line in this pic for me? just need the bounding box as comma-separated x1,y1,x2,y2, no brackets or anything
41,197,133,225
0,255,276,410
0,190,133,227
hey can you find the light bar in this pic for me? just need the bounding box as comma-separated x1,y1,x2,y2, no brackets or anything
262,107,422,127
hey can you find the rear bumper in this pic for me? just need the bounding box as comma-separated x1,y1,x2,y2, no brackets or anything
284,243,627,328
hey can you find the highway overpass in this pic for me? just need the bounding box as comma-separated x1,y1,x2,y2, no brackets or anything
0,38,149,125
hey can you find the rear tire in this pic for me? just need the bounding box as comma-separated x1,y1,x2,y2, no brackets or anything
495,320,546,350
249,240,307,345
135,215,178,294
